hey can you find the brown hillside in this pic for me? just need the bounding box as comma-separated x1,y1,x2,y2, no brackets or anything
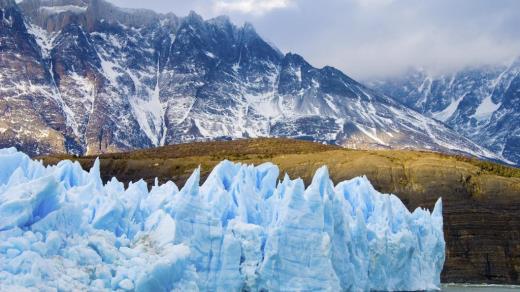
39,138,520,284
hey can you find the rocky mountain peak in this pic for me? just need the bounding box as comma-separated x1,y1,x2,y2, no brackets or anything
369,58,520,165
207,15,231,26
0,0,508,164
283,52,309,66
185,10,203,23
18,0,169,32
241,21,257,34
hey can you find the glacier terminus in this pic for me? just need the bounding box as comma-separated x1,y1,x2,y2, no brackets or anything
0,148,445,291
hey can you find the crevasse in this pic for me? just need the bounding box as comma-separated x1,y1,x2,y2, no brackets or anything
0,148,445,291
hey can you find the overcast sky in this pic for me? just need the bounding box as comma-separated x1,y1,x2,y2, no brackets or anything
109,0,520,79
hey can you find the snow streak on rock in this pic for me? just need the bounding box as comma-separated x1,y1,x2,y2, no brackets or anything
0,148,445,291
0,0,502,163
369,60,520,165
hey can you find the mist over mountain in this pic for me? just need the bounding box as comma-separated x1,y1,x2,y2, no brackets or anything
369,59,520,165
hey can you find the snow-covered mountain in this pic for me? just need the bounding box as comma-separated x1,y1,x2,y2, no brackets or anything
0,0,502,162
369,60,520,165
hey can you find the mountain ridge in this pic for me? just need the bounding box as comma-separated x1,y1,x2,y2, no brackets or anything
0,0,506,163
369,58,520,165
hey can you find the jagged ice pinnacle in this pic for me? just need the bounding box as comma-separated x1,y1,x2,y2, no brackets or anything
0,148,445,291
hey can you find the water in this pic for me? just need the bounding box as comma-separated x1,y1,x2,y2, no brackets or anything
442,284,520,291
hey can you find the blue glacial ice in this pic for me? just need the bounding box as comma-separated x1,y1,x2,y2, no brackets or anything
0,148,445,291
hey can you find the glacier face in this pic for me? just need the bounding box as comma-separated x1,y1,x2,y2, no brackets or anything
0,148,445,291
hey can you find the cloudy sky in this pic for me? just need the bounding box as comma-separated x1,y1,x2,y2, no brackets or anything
109,0,520,79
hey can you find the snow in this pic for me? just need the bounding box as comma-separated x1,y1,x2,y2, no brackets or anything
324,94,339,114
128,58,166,147
39,5,87,15
356,124,388,146
99,59,121,86
244,92,281,119
432,94,465,122
26,25,56,59
472,95,501,121
204,51,216,59
417,75,433,106
232,62,240,72
0,148,445,291
5,78,80,137
1,11,13,27
295,66,302,83
68,72,95,106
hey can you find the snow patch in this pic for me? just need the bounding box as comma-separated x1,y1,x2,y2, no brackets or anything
355,124,388,146
294,66,302,83
99,59,121,86
69,72,95,104
232,62,240,72
129,94,165,146
26,25,57,59
39,5,87,15
204,51,216,59
472,95,501,121
129,58,166,146
432,94,465,122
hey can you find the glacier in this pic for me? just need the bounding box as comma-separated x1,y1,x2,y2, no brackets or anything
0,148,445,291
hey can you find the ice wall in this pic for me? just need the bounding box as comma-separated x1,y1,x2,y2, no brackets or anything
0,148,445,291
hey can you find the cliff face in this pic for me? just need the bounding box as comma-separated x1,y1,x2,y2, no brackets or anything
40,138,520,284
0,0,68,154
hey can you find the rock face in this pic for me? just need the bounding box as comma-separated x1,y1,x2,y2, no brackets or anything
368,60,520,165
0,0,502,162
0,0,67,154
40,138,520,284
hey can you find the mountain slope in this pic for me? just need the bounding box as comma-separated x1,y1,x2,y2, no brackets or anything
0,0,502,162
369,60,520,165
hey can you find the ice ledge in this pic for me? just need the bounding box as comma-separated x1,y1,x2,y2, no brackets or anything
0,148,445,291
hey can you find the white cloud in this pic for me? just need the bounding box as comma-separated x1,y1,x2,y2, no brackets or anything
212,0,295,15
353,0,395,9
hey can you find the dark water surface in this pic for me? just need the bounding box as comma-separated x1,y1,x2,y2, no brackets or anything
442,284,520,291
